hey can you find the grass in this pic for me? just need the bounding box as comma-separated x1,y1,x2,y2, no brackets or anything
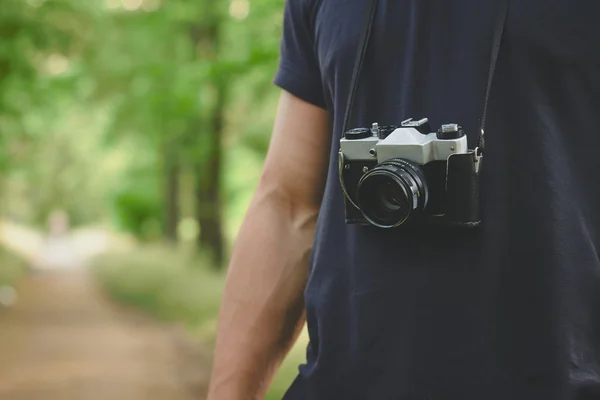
0,247,26,287
94,245,308,399
95,247,224,339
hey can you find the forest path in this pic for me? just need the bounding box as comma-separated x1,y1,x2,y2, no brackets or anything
0,221,210,400
0,269,210,400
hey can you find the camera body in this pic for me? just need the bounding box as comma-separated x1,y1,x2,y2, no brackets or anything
339,118,481,229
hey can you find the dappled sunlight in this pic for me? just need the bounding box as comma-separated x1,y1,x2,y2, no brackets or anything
0,221,44,264
229,0,250,20
0,219,134,272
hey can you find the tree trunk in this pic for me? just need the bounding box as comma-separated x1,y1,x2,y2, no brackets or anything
195,82,225,267
163,145,180,243
191,6,226,268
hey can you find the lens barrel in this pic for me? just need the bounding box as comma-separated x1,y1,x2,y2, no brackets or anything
356,159,428,228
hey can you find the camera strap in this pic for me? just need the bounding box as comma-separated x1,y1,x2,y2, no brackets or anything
341,0,378,136
341,0,510,158
478,0,509,155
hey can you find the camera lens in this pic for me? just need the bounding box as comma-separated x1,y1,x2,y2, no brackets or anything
356,159,428,228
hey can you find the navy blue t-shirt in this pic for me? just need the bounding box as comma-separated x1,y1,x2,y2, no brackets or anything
273,1,600,399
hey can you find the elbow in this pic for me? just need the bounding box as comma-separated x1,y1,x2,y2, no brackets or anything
255,171,321,234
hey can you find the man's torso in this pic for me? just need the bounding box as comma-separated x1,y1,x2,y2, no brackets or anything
281,1,600,399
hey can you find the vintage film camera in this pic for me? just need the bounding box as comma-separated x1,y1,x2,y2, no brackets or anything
339,118,482,228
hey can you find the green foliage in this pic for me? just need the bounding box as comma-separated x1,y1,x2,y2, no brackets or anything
0,0,102,171
94,246,224,338
1,0,285,232
113,190,163,239
110,160,164,239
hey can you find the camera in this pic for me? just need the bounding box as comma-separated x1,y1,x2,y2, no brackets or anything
339,118,482,229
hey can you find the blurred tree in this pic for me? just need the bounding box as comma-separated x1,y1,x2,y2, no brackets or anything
0,0,286,260
0,0,103,224
191,0,284,267
188,0,226,267
84,0,283,266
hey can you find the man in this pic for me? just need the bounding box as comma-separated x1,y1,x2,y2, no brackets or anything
208,1,600,399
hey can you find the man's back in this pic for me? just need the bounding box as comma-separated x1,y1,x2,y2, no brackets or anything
273,1,600,399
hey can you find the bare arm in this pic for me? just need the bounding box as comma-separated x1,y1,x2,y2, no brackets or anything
207,91,331,400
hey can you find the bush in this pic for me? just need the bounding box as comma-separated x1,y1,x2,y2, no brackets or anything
94,246,224,341
113,190,164,241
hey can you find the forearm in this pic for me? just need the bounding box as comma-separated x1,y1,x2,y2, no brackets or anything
207,188,316,400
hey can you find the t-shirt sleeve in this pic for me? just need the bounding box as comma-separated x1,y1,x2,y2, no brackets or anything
273,0,326,109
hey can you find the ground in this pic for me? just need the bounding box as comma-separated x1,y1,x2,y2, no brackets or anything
0,261,210,400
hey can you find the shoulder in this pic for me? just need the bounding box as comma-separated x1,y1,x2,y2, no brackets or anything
284,0,321,27
275,0,327,109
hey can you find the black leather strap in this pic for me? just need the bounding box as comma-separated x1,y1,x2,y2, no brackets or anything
477,0,510,155
342,0,510,157
341,0,378,136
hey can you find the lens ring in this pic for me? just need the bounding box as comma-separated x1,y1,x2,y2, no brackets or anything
380,159,428,209
356,158,428,228
357,171,412,228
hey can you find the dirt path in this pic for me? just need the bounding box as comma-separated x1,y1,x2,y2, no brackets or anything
0,270,210,400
